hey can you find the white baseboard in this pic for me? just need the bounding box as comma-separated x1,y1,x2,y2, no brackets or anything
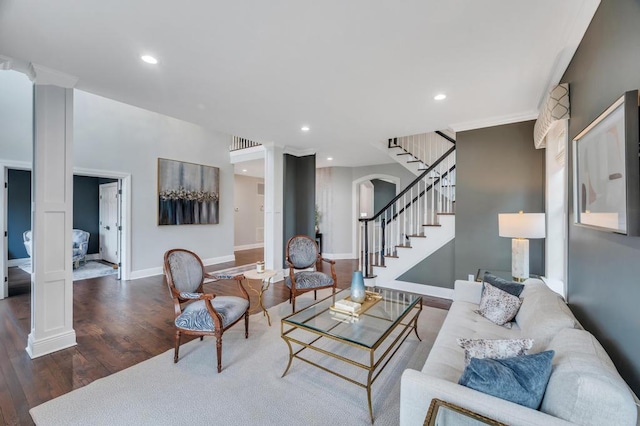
234,243,264,251
364,278,454,299
8,257,30,267
321,253,355,260
129,255,236,280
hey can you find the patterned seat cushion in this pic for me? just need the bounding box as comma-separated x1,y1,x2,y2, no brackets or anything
175,296,249,332
285,271,334,290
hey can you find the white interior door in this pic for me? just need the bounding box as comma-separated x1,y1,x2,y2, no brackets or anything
99,183,119,264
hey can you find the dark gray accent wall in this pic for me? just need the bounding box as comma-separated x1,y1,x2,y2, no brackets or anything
282,154,316,266
7,171,117,258
398,240,455,288
561,0,640,395
7,169,31,259
454,121,545,281
371,179,396,213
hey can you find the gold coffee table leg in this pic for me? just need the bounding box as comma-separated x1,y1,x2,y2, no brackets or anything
258,281,272,326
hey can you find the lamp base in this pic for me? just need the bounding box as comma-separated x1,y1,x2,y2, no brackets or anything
511,238,529,282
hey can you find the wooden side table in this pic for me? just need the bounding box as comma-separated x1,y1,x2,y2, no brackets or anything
243,269,277,326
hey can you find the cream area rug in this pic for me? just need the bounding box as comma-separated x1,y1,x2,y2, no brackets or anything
30,289,447,425
19,260,117,281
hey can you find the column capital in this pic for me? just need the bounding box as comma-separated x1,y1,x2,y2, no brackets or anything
30,63,78,88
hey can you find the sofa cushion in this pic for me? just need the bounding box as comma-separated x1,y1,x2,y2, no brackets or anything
483,272,525,296
422,301,521,382
541,328,638,426
459,351,554,409
457,338,534,366
515,280,579,351
476,283,521,326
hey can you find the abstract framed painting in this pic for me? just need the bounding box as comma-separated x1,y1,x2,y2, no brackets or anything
572,90,639,236
158,158,220,225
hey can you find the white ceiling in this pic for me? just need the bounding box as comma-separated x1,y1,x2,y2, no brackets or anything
0,1,599,170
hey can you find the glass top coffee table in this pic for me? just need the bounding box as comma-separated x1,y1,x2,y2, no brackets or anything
280,287,422,423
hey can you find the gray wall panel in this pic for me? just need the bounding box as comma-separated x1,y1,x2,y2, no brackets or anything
454,121,545,281
398,240,455,288
561,0,640,394
283,154,316,266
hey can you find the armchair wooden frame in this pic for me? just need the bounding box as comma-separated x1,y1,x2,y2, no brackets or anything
163,248,251,373
286,234,337,312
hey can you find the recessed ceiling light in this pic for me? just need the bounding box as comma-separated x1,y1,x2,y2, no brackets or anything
141,55,158,65
434,93,447,101
327,157,333,161
301,126,310,132
242,169,248,172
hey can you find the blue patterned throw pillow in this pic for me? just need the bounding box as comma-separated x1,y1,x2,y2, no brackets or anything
483,272,525,297
459,350,555,409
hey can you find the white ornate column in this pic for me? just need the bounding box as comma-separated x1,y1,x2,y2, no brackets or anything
263,143,284,271
27,64,78,358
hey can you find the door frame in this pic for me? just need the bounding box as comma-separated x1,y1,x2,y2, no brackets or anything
75,168,131,281
351,174,401,259
1,162,132,299
0,160,31,299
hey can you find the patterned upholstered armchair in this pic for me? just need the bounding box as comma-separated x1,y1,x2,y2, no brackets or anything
72,229,90,268
163,249,250,373
24,229,89,269
285,234,337,312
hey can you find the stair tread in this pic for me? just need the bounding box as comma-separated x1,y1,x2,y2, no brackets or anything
384,255,399,259
396,152,412,156
371,263,386,268
407,160,422,163
437,212,455,215
407,234,426,238
395,244,412,248
423,223,441,227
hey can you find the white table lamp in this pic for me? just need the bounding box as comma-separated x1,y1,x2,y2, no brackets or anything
498,211,545,282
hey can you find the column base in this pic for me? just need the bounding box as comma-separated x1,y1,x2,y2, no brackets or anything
26,330,77,358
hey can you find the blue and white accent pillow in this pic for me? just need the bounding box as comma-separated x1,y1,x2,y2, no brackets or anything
475,282,522,326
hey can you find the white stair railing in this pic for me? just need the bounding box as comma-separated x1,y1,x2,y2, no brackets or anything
360,133,456,277
389,130,456,171
230,136,261,151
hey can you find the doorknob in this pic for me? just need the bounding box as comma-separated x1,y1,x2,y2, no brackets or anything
105,226,110,230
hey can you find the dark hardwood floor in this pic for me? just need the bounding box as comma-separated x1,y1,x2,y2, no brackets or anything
0,248,450,425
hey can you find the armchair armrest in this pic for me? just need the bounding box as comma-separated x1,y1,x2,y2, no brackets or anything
177,291,214,300
320,257,335,265
204,272,250,303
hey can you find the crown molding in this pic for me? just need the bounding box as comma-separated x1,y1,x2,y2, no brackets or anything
0,55,12,70
283,146,316,157
450,110,539,133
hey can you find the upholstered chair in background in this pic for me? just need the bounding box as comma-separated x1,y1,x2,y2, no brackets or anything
24,229,90,269
285,234,337,312
163,248,250,373
72,229,90,268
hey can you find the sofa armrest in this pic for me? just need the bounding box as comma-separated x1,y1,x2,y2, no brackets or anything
400,369,575,426
453,280,482,304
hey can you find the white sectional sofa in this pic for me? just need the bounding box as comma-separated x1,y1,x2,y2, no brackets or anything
400,279,640,426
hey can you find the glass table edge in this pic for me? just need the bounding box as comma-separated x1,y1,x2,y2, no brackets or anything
281,287,422,348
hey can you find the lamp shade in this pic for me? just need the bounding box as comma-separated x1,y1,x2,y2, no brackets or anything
498,213,546,239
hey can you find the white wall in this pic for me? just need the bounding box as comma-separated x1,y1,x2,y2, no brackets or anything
0,70,235,278
0,70,32,159
234,174,264,248
73,91,234,275
317,163,415,258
